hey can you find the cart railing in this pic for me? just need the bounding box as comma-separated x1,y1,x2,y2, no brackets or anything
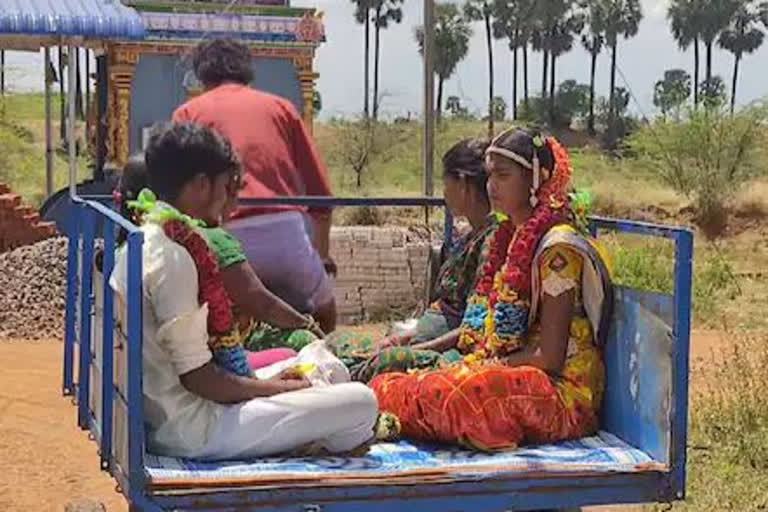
63,196,692,510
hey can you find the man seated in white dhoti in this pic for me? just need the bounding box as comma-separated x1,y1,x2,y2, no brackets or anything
110,122,379,460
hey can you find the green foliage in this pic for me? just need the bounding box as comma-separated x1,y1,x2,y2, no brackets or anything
603,235,741,320
668,331,768,512
719,3,765,60
699,75,728,109
627,103,768,235
515,80,591,128
490,96,507,121
415,3,473,82
556,80,591,123
605,237,675,294
601,0,643,46
653,69,692,119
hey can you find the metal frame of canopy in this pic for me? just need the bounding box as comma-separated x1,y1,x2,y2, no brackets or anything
0,0,144,201
0,1,436,206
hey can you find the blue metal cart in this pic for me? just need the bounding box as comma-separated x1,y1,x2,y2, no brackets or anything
62,195,692,512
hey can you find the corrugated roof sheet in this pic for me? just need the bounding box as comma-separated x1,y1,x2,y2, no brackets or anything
0,0,145,39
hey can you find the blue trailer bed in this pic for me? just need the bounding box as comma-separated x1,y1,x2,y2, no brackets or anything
63,196,692,511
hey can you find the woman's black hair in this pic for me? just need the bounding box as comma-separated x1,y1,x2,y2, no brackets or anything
145,122,241,202
442,138,490,200
116,153,149,246
192,38,254,88
488,127,555,172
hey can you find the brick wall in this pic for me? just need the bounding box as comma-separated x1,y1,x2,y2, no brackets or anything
0,183,58,253
330,226,434,324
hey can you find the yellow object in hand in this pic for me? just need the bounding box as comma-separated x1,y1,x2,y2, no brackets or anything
293,362,316,376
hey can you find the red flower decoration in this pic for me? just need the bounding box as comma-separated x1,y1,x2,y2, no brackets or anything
467,137,575,354
163,219,234,335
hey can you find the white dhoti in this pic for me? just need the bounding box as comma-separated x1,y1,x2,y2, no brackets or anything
196,341,377,460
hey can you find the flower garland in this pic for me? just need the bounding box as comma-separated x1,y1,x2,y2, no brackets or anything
458,137,574,359
128,190,251,377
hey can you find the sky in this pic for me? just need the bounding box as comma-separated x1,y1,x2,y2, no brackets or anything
2,0,767,120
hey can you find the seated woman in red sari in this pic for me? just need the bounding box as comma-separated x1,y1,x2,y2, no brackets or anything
370,128,613,451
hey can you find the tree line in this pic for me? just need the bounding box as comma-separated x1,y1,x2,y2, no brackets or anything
350,0,768,136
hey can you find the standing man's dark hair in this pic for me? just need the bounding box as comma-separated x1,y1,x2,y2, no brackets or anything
193,38,254,89
145,122,241,202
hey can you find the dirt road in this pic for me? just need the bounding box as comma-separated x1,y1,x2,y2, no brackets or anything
0,341,128,512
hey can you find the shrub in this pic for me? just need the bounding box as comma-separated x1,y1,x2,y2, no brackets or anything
627,104,768,237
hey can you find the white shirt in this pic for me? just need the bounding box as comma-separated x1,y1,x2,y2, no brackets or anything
110,222,223,458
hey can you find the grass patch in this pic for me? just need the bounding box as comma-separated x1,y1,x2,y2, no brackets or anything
0,93,88,206
599,235,741,324
654,333,768,511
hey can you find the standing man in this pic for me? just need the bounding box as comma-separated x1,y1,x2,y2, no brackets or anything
173,38,337,333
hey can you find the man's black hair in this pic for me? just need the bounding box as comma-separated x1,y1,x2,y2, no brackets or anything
145,122,240,202
193,38,254,88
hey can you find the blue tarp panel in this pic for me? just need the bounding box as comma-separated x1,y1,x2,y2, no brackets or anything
0,0,144,39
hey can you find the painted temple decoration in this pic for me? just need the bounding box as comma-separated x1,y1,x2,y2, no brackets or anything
102,0,325,170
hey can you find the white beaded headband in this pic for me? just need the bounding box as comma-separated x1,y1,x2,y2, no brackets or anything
485,129,544,207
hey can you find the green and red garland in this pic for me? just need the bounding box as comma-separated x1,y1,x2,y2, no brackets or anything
128,190,251,377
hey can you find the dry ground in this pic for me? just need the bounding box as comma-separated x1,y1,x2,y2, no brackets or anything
0,329,734,511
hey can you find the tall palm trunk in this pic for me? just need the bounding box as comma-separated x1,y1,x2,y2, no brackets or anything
373,9,381,120
608,42,618,145
512,44,519,120
523,43,529,107
436,75,445,122
549,53,557,123
588,48,597,135
364,12,371,118
485,12,495,136
705,41,713,82
693,38,700,106
541,50,549,99
730,53,740,115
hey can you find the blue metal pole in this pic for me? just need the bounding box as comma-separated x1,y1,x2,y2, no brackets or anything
126,231,146,503
63,197,80,396
100,217,116,470
670,228,694,500
77,205,95,429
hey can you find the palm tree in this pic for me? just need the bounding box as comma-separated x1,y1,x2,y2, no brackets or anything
465,0,497,135
602,0,642,141
530,4,556,100
582,0,607,134
415,3,473,121
371,0,405,120
548,5,585,121
719,2,765,113
668,0,702,105
493,0,535,119
699,0,740,81
351,0,373,118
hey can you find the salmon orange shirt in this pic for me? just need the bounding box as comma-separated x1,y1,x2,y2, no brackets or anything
172,83,332,221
